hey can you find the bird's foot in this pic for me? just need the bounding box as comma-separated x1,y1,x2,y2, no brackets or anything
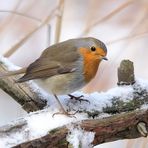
68,94,90,104
52,110,78,118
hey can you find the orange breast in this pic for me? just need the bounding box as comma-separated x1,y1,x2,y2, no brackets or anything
79,48,101,82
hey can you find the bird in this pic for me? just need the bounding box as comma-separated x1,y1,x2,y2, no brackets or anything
0,37,108,116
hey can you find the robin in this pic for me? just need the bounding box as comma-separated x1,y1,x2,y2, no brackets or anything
0,37,108,116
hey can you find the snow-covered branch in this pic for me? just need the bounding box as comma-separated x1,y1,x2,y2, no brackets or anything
0,58,148,147
0,56,47,112
0,108,147,147
13,109,148,148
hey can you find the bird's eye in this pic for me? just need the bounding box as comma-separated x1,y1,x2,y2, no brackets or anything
90,46,96,51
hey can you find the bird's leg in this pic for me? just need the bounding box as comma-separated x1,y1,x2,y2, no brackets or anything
68,94,90,104
52,94,77,117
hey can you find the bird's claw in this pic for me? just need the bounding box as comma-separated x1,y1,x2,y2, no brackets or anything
68,94,90,104
52,110,78,118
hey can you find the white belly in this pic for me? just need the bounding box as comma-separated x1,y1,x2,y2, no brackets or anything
34,72,86,95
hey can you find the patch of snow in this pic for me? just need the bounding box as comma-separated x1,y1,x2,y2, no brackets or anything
135,78,148,91
0,108,88,147
1,132,25,148
106,85,134,102
140,104,148,110
26,109,87,139
0,56,20,70
0,141,6,148
27,80,50,102
66,85,134,112
67,125,95,148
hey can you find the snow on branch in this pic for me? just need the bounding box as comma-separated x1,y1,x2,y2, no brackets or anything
13,109,148,148
0,58,148,147
0,56,47,112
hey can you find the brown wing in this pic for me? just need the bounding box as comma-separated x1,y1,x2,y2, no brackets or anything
40,39,80,63
17,58,75,82
17,42,80,82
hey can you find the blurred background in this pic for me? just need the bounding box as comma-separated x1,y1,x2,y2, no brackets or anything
0,0,147,147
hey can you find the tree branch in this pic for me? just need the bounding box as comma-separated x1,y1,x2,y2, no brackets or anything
0,57,47,112
13,109,148,148
0,109,147,147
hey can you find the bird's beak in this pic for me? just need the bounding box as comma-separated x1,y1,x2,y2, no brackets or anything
102,56,108,61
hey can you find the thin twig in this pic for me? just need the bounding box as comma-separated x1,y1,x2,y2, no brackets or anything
0,10,42,22
97,7,148,84
110,7,148,63
0,0,22,32
106,31,148,45
3,6,59,57
80,0,134,36
46,24,51,47
54,0,65,43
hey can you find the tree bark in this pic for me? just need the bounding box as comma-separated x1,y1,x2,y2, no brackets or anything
0,57,47,112
13,109,148,148
118,59,135,85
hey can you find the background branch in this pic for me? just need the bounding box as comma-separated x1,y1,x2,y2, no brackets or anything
3,6,58,57
0,57,47,112
80,0,134,36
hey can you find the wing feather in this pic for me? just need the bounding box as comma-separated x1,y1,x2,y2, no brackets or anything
17,41,80,82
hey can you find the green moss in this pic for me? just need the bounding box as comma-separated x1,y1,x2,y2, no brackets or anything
49,128,58,134
57,139,67,145
102,97,141,114
86,111,101,118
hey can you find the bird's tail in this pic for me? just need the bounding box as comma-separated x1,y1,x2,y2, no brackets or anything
0,67,26,78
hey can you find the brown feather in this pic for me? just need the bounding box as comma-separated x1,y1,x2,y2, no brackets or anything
17,65,76,82
17,40,80,82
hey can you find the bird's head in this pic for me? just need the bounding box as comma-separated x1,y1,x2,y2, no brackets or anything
78,37,108,62
77,37,108,82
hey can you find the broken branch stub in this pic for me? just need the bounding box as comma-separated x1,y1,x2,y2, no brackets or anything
117,59,135,85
